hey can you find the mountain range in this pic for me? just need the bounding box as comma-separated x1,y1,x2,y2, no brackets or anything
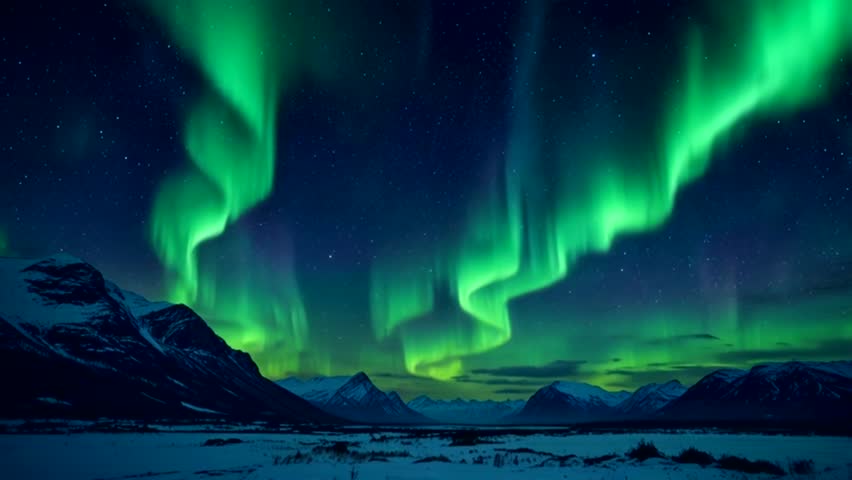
662,361,852,421
407,396,525,424
2,254,851,425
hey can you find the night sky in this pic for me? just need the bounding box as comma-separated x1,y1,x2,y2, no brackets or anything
3,1,852,400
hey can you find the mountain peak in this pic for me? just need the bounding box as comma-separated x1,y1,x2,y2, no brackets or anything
0,255,336,423
617,378,687,415
279,372,427,424
43,252,86,266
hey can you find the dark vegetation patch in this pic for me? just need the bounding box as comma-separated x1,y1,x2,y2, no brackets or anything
201,438,242,447
361,450,411,462
788,459,815,475
193,467,256,477
583,453,619,466
490,447,577,467
498,447,552,455
446,430,501,446
673,447,715,466
717,455,785,475
92,471,180,479
626,440,665,462
538,454,578,467
311,441,354,456
413,455,451,464
273,451,311,465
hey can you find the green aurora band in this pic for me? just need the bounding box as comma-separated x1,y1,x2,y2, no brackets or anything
371,0,852,380
146,0,309,376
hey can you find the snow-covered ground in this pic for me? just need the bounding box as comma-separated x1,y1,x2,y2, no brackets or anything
2,430,850,479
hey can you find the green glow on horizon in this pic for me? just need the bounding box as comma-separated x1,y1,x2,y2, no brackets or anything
146,0,307,377
371,0,852,380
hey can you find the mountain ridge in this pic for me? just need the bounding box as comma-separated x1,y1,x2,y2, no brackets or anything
407,395,525,424
0,254,338,423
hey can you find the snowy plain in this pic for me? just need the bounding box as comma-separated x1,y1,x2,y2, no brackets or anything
2,428,852,480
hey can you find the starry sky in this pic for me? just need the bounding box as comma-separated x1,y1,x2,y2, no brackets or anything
3,0,852,400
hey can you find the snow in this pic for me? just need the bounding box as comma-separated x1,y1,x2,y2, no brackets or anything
0,256,103,330
1,430,850,480
276,376,351,404
550,381,629,406
35,397,71,406
168,376,188,388
180,402,223,415
331,374,372,404
753,360,852,380
135,324,167,354
119,287,173,317
141,393,166,404
708,368,747,383
618,380,686,413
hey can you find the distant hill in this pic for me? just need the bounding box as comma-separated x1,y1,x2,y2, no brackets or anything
407,396,525,424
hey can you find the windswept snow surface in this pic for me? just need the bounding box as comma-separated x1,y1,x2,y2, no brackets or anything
2,431,850,480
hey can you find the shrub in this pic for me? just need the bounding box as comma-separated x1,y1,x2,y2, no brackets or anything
789,459,815,475
414,455,452,463
449,431,485,446
717,455,785,475
311,441,351,456
365,450,410,461
273,451,312,465
673,447,715,467
626,440,664,462
202,438,242,447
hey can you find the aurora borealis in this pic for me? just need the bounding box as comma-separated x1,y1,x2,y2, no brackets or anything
3,1,852,399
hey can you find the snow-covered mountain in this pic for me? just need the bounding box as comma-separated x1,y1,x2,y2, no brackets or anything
664,361,852,421
0,254,336,423
513,381,630,423
616,380,686,416
277,372,428,424
278,376,351,404
407,396,525,424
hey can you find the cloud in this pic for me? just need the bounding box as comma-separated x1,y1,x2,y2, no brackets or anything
716,339,852,364
471,360,587,378
611,358,622,363
372,372,417,379
452,376,545,386
643,333,720,346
